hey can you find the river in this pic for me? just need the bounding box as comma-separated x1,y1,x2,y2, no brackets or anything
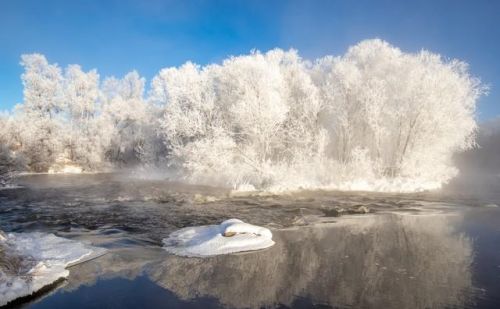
1,174,499,308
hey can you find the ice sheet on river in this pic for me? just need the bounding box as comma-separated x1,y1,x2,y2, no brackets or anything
163,219,275,257
0,231,106,306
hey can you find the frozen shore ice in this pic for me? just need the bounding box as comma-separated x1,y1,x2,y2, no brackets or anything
0,232,106,306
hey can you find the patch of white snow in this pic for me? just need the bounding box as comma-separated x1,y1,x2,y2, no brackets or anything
0,232,106,306
163,219,275,257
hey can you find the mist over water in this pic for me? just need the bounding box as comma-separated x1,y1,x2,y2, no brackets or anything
444,118,500,200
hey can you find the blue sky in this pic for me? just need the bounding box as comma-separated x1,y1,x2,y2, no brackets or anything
1,0,499,120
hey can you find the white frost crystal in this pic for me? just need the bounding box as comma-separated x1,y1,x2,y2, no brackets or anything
0,232,106,306
163,219,275,257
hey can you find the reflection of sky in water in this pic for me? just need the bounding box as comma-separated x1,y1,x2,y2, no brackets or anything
2,174,500,308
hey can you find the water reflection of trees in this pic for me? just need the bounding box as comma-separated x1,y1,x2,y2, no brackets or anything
148,214,473,309
60,213,473,309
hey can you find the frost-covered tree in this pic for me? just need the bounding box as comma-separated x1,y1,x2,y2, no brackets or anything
102,71,162,166
21,54,64,118
152,52,294,185
62,64,102,169
2,40,485,192
5,55,165,173
150,62,218,170
14,55,105,172
18,54,64,171
155,40,484,191
0,114,24,186
314,39,484,185
64,65,99,122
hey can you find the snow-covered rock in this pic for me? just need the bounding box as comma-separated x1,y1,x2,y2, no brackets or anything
0,232,106,306
163,219,275,257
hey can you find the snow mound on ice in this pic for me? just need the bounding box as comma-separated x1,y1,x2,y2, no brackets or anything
163,219,275,257
0,232,106,306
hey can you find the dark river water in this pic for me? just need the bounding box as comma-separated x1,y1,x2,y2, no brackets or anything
1,173,500,309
